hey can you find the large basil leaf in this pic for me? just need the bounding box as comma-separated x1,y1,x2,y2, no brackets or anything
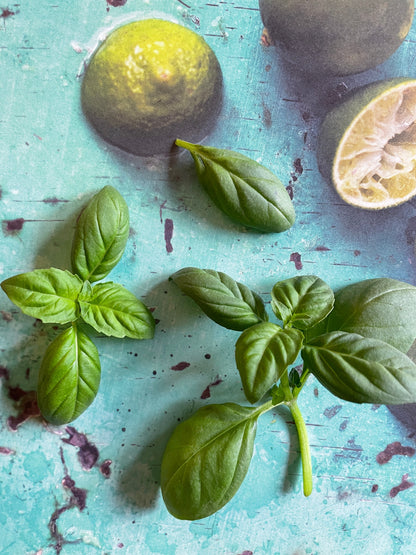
235,322,303,403
37,325,101,425
71,185,130,282
79,282,155,339
326,278,416,353
1,268,83,324
170,267,268,331
302,331,416,405
161,403,260,520
176,140,295,233
271,275,334,330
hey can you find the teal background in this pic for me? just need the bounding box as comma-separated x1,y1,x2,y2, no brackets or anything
1,1,416,553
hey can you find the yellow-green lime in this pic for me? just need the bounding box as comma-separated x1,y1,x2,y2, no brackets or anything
81,19,223,156
317,78,416,209
259,0,414,76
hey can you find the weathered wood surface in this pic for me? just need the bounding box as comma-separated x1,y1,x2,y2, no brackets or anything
1,1,416,553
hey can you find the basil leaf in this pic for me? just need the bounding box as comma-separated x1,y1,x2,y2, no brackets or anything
170,267,268,331
176,140,295,233
79,281,155,339
326,278,416,353
302,331,416,405
1,268,83,324
271,275,334,330
37,325,101,425
235,322,303,403
71,185,130,282
161,403,260,520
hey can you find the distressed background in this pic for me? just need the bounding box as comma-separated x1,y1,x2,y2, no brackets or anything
1,1,416,553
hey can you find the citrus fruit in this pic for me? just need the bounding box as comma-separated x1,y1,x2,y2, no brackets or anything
317,78,416,210
81,19,223,156
259,0,414,76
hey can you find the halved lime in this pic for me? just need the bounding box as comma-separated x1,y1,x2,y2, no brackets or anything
317,78,416,209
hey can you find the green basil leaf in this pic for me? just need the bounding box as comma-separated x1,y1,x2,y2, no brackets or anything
71,185,130,282
79,282,155,339
271,275,334,330
235,322,303,403
302,331,416,405
37,325,101,425
161,402,260,520
1,268,83,324
176,139,295,233
170,267,268,331
326,278,416,353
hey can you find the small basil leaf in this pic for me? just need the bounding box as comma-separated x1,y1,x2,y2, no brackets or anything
71,185,130,282
302,331,416,405
271,275,334,330
79,282,155,339
37,325,101,425
161,403,259,520
1,268,83,324
176,139,295,233
235,322,303,403
170,267,268,331
326,278,416,353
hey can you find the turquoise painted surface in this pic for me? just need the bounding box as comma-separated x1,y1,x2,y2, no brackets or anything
1,1,416,553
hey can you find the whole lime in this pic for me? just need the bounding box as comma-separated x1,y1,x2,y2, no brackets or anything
81,19,223,156
317,78,416,209
259,0,414,76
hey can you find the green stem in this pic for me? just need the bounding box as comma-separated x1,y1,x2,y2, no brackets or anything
289,398,313,497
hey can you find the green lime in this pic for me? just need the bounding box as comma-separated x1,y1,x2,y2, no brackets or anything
317,78,416,209
259,0,414,76
81,19,223,156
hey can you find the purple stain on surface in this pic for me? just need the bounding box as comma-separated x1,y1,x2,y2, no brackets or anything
315,245,330,251
201,377,223,400
6,387,40,431
48,447,87,554
371,484,379,493
62,426,99,470
293,158,303,176
43,197,68,205
262,102,272,128
390,474,414,498
164,218,174,253
100,459,112,478
376,441,415,464
0,446,15,455
3,217,24,234
171,361,190,371
106,0,127,6
0,365,10,379
0,8,15,18
1,310,13,321
286,185,294,200
324,405,342,419
290,252,303,270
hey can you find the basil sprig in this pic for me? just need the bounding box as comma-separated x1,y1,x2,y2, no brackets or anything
1,186,154,425
176,139,295,233
163,269,416,520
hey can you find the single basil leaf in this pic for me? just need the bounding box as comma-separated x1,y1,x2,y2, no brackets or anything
176,139,295,233
37,325,101,425
1,268,83,324
170,267,268,331
161,402,260,520
271,275,334,330
326,278,416,353
79,282,155,339
71,185,130,282
302,331,416,405
235,322,303,403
